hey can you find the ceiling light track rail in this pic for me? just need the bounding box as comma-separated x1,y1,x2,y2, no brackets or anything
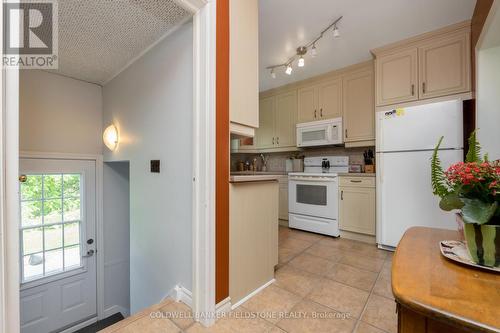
267,15,343,77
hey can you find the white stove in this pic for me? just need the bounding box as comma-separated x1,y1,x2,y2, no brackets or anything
288,156,349,236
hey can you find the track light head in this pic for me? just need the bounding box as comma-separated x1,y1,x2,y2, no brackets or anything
285,64,293,75
298,56,305,67
311,44,317,57
270,69,276,79
333,25,340,38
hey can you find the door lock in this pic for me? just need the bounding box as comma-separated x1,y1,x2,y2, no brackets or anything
83,249,95,258
87,238,94,245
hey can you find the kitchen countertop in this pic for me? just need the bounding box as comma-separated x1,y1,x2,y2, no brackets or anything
229,175,281,183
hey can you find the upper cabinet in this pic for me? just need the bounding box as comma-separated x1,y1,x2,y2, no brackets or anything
298,79,342,123
373,21,471,107
418,33,470,99
256,91,297,150
229,0,259,132
375,49,418,106
343,68,375,146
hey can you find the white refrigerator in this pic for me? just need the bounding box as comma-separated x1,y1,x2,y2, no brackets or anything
376,100,464,249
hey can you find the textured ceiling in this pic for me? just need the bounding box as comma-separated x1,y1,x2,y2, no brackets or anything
259,0,476,91
51,0,191,85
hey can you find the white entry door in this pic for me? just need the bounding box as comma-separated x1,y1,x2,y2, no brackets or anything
19,158,97,333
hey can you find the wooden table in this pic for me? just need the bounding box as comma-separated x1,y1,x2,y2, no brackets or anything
392,227,500,333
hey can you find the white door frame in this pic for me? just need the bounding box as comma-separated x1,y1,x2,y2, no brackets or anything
1,13,21,333
183,0,217,327
1,0,218,330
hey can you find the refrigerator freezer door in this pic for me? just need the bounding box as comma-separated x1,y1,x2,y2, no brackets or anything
376,100,463,152
376,149,463,248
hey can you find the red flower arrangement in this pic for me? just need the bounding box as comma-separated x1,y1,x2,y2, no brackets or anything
431,132,500,225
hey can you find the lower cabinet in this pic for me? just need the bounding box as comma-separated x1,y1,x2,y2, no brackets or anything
339,176,376,235
278,176,289,220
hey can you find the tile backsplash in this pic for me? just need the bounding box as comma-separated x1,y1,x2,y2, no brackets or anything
231,146,374,172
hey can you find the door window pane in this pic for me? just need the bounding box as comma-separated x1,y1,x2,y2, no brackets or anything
23,253,44,280
296,184,327,206
43,175,63,199
20,173,84,282
64,222,80,246
44,225,63,251
63,197,81,221
43,199,63,224
21,175,42,200
64,246,81,269
22,228,43,255
45,249,63,275
63,174,80,198
21,201,43,227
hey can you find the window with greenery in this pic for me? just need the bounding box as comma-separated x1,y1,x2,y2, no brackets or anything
20,174,83,282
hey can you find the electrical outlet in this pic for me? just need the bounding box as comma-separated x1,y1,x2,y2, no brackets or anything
150,160,160,173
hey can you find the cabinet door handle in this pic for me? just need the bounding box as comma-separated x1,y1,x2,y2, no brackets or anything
314,110,317,118
422,82,426,94
272,137,274,145
345,129,348,138
411,84,415,96
320,108,323,117
341,190,343,200
277,137,279,145
350,179,362,183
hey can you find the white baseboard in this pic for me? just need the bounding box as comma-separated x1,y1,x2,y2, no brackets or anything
215,297,231,316
231,279,275,310
167,285,193,308
104,305,130,318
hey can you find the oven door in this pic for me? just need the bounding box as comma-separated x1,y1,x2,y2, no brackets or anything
288,176,338,219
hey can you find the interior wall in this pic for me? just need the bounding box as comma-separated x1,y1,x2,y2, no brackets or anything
477,45,500,159
103,162,130,317
19,70,102,155
102,21,193,313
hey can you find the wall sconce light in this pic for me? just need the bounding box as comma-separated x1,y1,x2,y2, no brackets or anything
103,124,119,151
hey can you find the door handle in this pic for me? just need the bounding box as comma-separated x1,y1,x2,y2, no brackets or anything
19,175,27,183
350,180,362,183
83,249,95,258
320,108,323,117
272,137,274,145
314,110,317,119
345,129,348,138
276,137,279,145
411,84,415,96
341,190,343,200
422,82,426,94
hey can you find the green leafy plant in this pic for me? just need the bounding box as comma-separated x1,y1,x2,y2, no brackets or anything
431,131,500,225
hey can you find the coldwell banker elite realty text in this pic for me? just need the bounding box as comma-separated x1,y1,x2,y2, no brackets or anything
3,0,58,69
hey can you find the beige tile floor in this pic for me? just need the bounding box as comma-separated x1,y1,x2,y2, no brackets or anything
100,226,396,333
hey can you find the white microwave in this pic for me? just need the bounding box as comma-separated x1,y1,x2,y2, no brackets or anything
296,118,343,147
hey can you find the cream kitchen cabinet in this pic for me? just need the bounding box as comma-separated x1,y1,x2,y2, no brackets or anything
298,79,342,123
373,22,471,107
256,91,297,149
418,32,471,99
375,48,418,106
278,176,289,221
229,0,259,134
339,176,376,236
343,68,375,146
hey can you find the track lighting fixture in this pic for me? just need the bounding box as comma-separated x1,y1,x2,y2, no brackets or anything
311,44,317,58
333,25,340,38
298,56,305,67
266,15,342,78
